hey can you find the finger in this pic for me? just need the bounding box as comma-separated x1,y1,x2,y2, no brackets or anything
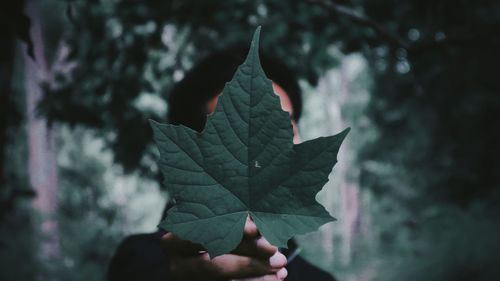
232,235,278,258
161,232,205,256
269,251,287,269
243,216,259,238
211,255,281,279
276,267,288,280
264,273,282,281
234,274,282,281
170,253,286,281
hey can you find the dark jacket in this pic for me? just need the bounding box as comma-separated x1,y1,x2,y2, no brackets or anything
108,232,337,281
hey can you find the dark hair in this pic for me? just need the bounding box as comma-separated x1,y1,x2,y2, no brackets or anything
167,46,302,132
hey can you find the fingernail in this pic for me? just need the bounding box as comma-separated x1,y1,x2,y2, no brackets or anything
269,252,287,268
277,268,288,280
162,232,173,240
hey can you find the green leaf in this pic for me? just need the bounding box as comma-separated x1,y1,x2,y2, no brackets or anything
150,27,350,257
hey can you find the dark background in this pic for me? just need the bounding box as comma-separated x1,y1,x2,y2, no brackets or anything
1,0,499,280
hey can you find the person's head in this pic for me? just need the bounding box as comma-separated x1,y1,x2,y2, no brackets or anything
160,47,303,220
167,46,302,141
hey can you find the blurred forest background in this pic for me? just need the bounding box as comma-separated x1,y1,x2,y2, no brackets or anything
1,0,500,280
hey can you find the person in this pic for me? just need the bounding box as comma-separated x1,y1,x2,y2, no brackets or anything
108,47,338,281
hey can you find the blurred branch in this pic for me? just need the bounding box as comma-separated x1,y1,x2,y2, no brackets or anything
409,26,500,54
309,0,500,55
308,0,410,48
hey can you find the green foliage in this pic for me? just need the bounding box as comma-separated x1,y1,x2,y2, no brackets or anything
55,127,127,281
373,205,500,281
41,0,346,176
151,28,349,256
0,61,37,280
0,202,38,281
42,0,500,209
359,0,500,206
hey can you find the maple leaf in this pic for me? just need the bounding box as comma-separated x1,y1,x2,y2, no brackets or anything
150,27,350,257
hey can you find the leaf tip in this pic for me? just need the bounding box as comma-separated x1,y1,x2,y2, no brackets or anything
248,26,262,61
253,26,262,43
340,127,351,140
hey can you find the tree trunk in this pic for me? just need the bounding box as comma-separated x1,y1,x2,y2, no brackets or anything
320,58,361,267
24,0,61,271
